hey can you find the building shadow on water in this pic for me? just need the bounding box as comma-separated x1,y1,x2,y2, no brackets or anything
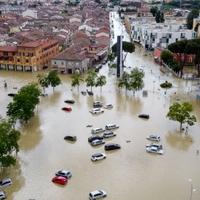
0,160,25,200
19,114,42,152
166,130,193,151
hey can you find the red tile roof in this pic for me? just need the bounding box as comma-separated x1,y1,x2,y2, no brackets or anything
53,47,86,61
18,39,58,48
0,46,17,52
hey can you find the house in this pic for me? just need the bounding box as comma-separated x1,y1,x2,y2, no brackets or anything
0,39,59,72
22,9,38,19
51,47,89,74
153,47,195,64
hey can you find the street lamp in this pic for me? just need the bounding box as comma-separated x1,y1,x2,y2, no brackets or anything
188,179,197,200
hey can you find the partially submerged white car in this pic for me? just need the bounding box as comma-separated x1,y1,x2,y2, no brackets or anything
90,108,104,114
91,153,106,161
146,135,160,142
146,144,163,155
89,190,107,200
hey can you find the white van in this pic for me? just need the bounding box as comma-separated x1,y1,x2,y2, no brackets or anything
91,128,105,134
105,124,119,130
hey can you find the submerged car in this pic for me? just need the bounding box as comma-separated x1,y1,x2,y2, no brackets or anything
52,176,68,185
138,114,149,119
55,170,72,179
89,190,107,200
64,135,77,142
146,135,160,142
88,135,104,143
105,124,119,130
91,139,105,146
0,178,12,188
0,191,6,200
146,144,163,150
91,128,105,134
104,143,121,151
62,107,72,112
93,101,103,108
90,108,104,114
146,146,163,155
103,104,113,109
103,131,116,138
91,153,106,161
64,100,75,104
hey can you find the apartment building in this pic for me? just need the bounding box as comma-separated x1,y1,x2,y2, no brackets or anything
132,22,196,50
0,39,59,71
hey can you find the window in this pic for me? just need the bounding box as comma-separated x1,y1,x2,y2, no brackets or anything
17,59,20,62
54,61,57,65
26,59,29,63
176,38,178,42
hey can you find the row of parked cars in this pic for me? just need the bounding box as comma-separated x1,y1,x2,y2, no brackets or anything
88,101,120,199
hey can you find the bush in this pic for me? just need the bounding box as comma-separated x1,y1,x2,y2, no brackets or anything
160,81,172,89
110,63,117,68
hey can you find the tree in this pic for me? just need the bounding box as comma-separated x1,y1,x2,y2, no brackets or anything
47,70,61,91
167,102,196,132
37,74,49,94
85,69,97,92
168,40,188,77
95,75,106,91
161,50,173,64
0,119,20,168
112,41,135,64
71,71,83,91
7,83,41,124
185,39,200,76
150,6,158,17
186,9,199,29
117,72,130,92
129,68,144,94
155,11,165,23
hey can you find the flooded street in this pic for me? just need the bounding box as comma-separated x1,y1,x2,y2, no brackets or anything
1,12,200,200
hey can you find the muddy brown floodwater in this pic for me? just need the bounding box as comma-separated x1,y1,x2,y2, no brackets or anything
0,12,200,200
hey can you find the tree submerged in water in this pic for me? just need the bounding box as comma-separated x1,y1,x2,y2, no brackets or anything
160,81,172,89
0,119,20,168
167,102,196,132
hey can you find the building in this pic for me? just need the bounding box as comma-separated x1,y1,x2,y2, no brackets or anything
0,46,17,70
0,39,59,71
132,22,196,50
51,47,89,74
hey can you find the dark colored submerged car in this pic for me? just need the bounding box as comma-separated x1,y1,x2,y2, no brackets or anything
64,135,77,142
104,143,121,151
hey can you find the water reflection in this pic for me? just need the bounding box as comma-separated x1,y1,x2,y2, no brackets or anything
40,91,61,107
128,95,143,115
166,131,193,151
19,114,42,151
71,91,81,108
0,160,24,200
